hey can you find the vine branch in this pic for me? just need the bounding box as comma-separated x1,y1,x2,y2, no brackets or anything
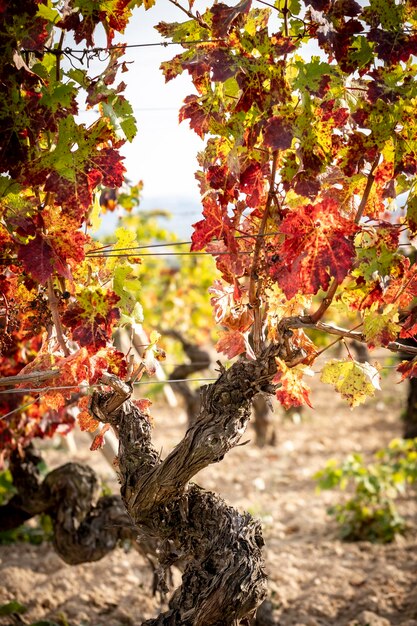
168,0,209,27
308,277,339,324
282,317,417,357
88,344,286,625
46,278,70,357
0,370,60,386
355,153,380,224
249,150,279,355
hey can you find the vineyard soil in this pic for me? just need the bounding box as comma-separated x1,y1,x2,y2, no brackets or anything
1,362,417,626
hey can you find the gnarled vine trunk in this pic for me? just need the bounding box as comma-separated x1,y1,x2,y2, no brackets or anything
165,330,277,447
2,344,285,625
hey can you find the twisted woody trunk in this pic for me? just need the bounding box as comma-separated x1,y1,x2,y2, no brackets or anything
1,343,287,625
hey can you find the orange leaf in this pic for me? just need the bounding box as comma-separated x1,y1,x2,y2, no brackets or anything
273,358,312,409
90,424,110,451
78,409,99,433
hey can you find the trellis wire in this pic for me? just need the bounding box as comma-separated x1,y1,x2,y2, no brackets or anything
0,377,219,396
1,397,40,420
87,232,281,255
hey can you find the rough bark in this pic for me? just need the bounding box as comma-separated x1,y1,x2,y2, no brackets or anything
88,344,283,625
165,330,277,447
1,447,277,623
3,343,285,624
0,445,156,567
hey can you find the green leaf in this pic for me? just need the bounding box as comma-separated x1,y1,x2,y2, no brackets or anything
363,304,401,348
320,359,381,407
0,175,20,198
41,83,77,113
120,117,137,142
36,3,60,22
67,68,89,88
102,97,137,142
367,0,403,30
349,36,374,69
0,600,27,616
294,57,335,93
113,265,134,311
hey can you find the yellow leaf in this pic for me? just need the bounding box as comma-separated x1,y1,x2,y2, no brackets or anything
320,359,380,408
149,329,161,344
106,227,138,271
363,303,401,348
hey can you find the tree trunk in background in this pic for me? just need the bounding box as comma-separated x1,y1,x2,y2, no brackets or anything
0,445,158,567
397,338,417,439
403,376,417,439
165,330,210,427
252,392,276,447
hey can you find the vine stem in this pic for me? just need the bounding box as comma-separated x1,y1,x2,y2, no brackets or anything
46,278,70,357
309,277,339,324
354,153,380,224
281,317,417,356
314,322,363,358
282,0,289,37
168,0,208,27
55,31,65,82
0,370,60,386
249,150,279,355
282,316,417,356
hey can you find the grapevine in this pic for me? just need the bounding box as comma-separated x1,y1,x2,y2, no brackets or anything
3,1,417,624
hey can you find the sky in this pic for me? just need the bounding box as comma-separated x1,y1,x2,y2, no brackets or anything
114,2,211,232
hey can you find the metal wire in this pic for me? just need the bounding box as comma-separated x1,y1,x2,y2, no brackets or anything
0,397,40,420
0,377,219,396
87,232,281,255
88,251,253,258
31,38,225,57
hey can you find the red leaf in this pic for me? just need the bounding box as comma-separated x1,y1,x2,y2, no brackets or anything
206,164,238,205
397,359,417,380
78,410,100,433
209,280,253,331
90,348,128,382
400,309,417,339
215,329,255,359
62,292,121,353
273,358,312,409
106,0,132,33
134,398,152,416
179,95,219,138
90,424,110,451
263,116,294,151
17,235,71,284
240,163,269,208
91,148,125,188
21,17,49,51
191,196,234,251
271,199,357,298
211,0,252,37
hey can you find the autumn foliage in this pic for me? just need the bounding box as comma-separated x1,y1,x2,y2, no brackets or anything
2,0,417,460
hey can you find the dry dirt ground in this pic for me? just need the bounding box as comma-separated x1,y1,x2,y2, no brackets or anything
1,357,417,626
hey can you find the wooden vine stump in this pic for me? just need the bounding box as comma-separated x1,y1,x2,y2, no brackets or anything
1,344,287,625
88,345,283,625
